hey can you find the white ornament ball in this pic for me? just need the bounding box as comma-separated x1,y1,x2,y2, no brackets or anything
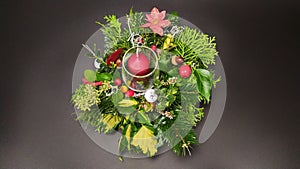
94,59,100,69
144,89,158,103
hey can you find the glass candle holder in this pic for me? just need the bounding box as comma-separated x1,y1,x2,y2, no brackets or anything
122,46,158,92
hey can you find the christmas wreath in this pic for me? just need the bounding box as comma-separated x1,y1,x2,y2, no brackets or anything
71,7,220,158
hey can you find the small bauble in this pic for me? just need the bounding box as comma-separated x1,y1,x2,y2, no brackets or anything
127,53,150,76
114,78,122,86
120,85,128,93
171,56,184,66
144,89,158,103
179,65,192,78
116,59,122,68
175,56,184,64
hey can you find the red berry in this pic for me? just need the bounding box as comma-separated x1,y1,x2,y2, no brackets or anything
96,81,103,86
125,90,135,97
151,45,157,51
179,65,192,78
91,81,102,87
114,78,122,86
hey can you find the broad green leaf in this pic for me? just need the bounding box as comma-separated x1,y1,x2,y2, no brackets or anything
112,70,121,79
84,69,97,82
137,111,151,125
131,125,158,157
96,72,113,81
112,91,124,105
194,69,213,102
117,106,136,115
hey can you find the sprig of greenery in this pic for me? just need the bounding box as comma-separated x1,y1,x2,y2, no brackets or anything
172,130,198,156
127,9,147,34
71,84,101,111
174,27,218,68
96,15,125,55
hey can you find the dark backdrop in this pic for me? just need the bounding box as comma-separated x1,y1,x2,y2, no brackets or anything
1,0,300,169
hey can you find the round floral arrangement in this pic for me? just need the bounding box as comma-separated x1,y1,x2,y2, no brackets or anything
71,7,220,158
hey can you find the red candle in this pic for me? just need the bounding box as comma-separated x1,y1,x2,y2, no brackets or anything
127,53,150,76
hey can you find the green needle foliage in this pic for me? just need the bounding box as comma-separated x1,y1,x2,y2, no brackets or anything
71,84,100,111
175,27,218,68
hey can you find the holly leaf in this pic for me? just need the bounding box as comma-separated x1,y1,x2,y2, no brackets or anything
131,125,158,157
194,69,213,102
84,69,97,82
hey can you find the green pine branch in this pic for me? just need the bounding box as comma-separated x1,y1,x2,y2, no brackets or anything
174,27,218,68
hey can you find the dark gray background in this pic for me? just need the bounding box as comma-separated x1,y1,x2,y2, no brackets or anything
1,0,300,169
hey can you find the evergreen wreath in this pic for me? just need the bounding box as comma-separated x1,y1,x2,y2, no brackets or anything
71,7,220,158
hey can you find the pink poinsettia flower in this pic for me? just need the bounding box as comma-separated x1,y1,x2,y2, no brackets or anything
141,7,171,36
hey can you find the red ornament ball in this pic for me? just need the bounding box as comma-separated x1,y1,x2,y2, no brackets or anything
179,65,192,78
127,53,150,76
125,90,135,97
114,78,122,86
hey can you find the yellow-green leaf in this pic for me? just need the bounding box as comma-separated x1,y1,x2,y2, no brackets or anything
100,114,121,133
84,69,97,82
125,124,132,150
118,99,138,107
131,125,158,156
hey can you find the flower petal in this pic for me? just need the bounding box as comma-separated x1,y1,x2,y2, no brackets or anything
145,14,153,22
159,10,166,19
160,20,171,28
150,25,163,36
151,7,159,14
141,22,151,28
